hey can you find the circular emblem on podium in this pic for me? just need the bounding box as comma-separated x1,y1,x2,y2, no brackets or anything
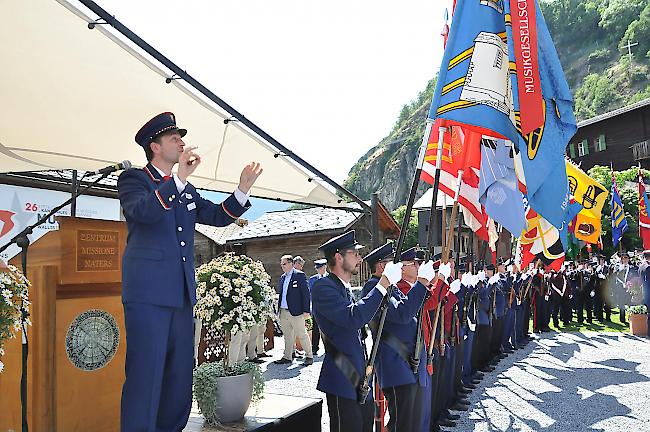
66,309,119,371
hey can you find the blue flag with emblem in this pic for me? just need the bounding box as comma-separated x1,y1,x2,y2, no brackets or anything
428,0,577,230
478,137,526,236
611,177,628,247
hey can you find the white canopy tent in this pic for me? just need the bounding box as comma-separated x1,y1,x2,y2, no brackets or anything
0,0,358,209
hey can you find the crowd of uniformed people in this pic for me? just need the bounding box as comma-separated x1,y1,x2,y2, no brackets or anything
304,230,650,432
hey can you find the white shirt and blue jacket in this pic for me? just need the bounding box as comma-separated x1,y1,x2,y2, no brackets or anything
118,112,250,432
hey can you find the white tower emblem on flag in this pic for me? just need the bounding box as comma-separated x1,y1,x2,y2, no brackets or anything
461,32,515,124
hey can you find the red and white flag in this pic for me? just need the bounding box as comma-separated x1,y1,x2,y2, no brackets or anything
638,168,650,249
420,119,489,241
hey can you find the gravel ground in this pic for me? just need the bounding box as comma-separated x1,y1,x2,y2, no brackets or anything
453,332,650,432
258,336,330,430
189,332,650,431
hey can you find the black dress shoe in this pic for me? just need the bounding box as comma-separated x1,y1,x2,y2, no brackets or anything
257,352,272,358
458,387,471,395
248,357,264,364
472,378,481,384
464,383,477,389
480,366,495,373
450,402,469,411
437,418,457,427
446,413,461,420
302,357,314,366
456,398,470,405
273,358,292,364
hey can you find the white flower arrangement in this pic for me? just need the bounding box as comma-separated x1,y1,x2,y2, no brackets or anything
0,265,31,373
195,253,276,363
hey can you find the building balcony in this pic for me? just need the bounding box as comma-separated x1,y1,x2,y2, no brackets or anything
632,140,650,161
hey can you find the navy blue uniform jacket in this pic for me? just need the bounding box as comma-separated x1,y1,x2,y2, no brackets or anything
371,281,428,389
279,270,311,316
118,163,249,307
312,274,384,400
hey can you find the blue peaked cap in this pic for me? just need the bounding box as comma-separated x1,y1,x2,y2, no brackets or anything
318,230,363,254
363,242,394,266
135,112,187,147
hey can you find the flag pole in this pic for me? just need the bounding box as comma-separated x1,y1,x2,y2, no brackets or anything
443,172,464,263
426,123,448,260
358,130,430,404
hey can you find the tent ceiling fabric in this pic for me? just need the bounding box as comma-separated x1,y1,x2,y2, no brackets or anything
0,0,344,207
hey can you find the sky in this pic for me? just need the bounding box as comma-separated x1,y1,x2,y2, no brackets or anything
93,0,450,185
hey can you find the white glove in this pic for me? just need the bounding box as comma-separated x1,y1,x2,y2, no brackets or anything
598,274,606,279
471,274,479,286
450,279,461,294
590,290,595,298
461,273,472,286
477,270,487,282
507,265,513,273
418,260,436,282
544,295,549,301
382,262,403,285
521,273,530,281
439,262,452,280
488,274,500,285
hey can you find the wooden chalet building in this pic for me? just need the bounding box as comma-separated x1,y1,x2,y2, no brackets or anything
225,202,400,288
568,98,650,171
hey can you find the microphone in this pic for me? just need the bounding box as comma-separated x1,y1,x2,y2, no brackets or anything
86,160,132,176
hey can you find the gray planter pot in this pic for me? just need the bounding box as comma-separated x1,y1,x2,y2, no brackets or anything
214,372,253,423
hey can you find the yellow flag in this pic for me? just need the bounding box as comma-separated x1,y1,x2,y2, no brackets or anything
566,161,608,217
574,211,601,244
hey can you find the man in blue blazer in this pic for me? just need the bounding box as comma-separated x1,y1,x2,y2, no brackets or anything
118,112,262,432
275,254,313,365
312,230,401,432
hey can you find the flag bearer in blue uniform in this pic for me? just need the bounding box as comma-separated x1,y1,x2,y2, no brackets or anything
312,230,400,432
371,247,436,432
118,112,262,432
472,264,494,373
641,250,650,337
361,242,395,296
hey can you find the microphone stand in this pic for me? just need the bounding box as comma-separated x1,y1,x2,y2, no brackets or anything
0,171,112,432
358,133,429,404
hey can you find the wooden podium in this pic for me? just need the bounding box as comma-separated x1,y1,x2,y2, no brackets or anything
0,217,127,431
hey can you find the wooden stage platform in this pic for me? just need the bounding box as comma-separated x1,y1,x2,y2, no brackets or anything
184,393,322,432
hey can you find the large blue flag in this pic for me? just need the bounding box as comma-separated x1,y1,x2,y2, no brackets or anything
479,137,526,236
428,0,577,230
611,178,628,247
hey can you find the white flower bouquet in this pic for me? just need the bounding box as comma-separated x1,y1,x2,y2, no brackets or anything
0,265,31,373
194,253,276,365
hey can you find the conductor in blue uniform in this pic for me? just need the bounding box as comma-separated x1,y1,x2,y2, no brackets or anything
311,231,400,432
118,112,262,431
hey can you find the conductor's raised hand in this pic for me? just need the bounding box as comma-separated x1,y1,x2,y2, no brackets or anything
177,146,201,182
238,162,263,194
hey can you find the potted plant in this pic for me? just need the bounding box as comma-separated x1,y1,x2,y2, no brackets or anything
193,253,276,424
628,304,648,336
0,264,31,373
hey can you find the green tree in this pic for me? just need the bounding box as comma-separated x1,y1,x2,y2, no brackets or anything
600,0,646,43
391,205,419,250
621,2,650,61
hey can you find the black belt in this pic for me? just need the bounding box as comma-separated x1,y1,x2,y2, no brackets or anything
321,331,361,391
